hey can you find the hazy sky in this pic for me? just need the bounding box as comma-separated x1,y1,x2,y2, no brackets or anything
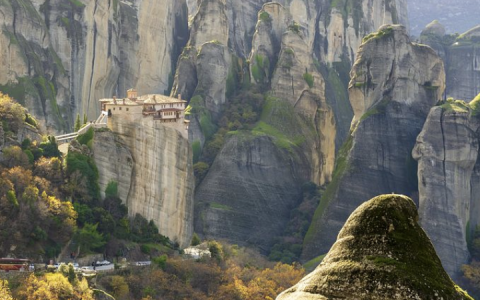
408,0,480,35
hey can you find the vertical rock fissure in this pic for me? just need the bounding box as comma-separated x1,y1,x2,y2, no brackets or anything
439,110,459,265
86,2,99,116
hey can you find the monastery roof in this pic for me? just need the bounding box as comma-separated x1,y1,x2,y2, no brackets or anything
99,98,138,105
138,94,187,104
100,94,186,105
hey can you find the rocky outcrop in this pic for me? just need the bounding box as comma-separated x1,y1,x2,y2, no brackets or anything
420,23,480,102
278,195,472,300
445,26,480,101
185,0,409,251
302,25,445,260
0,0,188,132
321,0,409,65
413,99,480,278
94,117,195,248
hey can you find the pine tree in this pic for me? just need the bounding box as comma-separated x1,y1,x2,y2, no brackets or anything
83,113,88,125
74,113,81,131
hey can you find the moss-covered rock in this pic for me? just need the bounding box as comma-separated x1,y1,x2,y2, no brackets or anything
278,195,473,300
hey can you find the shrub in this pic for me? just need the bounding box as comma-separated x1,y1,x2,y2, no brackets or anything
259,11,271,22
105,181,118,198
152,255,167,269
191,233,201,246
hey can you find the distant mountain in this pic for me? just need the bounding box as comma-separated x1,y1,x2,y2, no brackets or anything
408,0,480,36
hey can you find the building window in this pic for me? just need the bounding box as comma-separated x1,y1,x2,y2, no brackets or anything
113,108,115,111
126,108,129,111
119,107,122,111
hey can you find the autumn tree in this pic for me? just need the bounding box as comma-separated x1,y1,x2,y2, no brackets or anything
0,279,13,300
0,92,25,133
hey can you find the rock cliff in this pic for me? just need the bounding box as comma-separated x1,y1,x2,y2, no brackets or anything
93,117,195,248
194,133,308,251
183,0,409,251
0,0,188,132
420,23,480,102
278,195,472,300
413,98,480,278
302,25,445,260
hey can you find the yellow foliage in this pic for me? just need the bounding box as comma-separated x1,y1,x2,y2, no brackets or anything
20,273,94,300
0,279,13,300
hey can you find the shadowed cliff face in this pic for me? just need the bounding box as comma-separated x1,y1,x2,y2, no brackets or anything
302,25,445,261
278,195,473,300
0,0,188,132
413,98,480,279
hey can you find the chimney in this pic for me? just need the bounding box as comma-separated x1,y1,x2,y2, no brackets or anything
113,96,117,105
127,88,138,99
178,94,182,101
153,95,157,103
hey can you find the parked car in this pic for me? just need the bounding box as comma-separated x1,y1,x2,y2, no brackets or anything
95,260,111,266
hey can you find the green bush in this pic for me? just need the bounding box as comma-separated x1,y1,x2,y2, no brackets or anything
24,113,38,128
191,233,201,246
105,181,118,198
66,151,100,200
152,254,167,269
39,136,61,158
77,127,94,146
76,223,106,253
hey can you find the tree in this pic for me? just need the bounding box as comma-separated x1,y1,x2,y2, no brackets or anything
191,233,201,246
2,146,30,168
0,279,13,300
0,93,25,133
83,114,88,125
74,113,81,131
76,223,106,254
39,136,61,158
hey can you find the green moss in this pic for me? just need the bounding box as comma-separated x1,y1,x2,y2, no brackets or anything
68,0,85,9
353,82,366,88
359,99,388,122
252,121,303,152
363,26,394,43
440,98,469,113
188,95,217,140
60,17,70,27
259,11,271,22
303,72,314,88
210,202,233,211
284,48,295,55
192,141,201,163
470,93,480,117
288,22,301,34
251,54,269,83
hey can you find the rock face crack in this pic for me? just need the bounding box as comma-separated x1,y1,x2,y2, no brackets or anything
87,1,99,116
